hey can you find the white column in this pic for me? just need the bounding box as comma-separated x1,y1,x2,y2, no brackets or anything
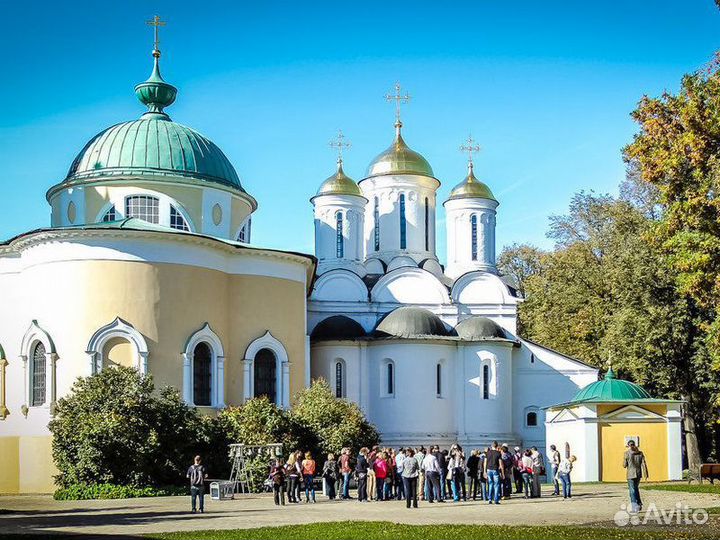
139,352,149,375
216,355,226,408
666,405,683,480
242,358,253,402
282,361,291,408
182,353,192,404
583,414,600,481
20,355,28,407
48,353,58,411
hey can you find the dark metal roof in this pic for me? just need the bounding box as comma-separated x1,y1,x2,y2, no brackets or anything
455,316,506,340
311,315,366,341
373,307,454,338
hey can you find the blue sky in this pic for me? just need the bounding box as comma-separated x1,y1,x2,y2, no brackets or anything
1,1,719,261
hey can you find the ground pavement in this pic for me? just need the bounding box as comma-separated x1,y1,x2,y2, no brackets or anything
1,483,718,537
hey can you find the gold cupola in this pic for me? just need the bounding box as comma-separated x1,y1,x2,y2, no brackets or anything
312,158,364,200
447,161,496,202
364,120,435,179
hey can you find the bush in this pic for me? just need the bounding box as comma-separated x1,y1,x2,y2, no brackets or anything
53,483,187,500
49,367,201,488
290,379,380,456
217,396,299,454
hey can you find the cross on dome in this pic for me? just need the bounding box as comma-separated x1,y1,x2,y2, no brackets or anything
329,130,351,164
460,135,481,170
385,82,411,131
146,15,166,57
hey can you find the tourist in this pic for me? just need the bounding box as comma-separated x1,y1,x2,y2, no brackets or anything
500,444,513,499
421,448,442,503
513,446,524,494
356,447,369,502
483,441,504,504
374,450,389,501
270,458,286,506
367,446,378,501
531,446,544,498
301,451,317,503
623,440,649,513
415,446,426,501
478,449,488,501
384,449,395,500
449,445,466,502
520,449,534,498
401,448,419,509
285,452,300,503
186,455,208,513
395,448,406,500
466,449,480,500
432,446,447,501
549,444,561,496
322,453,339,500
339,448,353,500
557,455,576,499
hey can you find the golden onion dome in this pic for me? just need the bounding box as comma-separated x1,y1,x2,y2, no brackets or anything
364,122,434,179
312,159,364,200
446,163,497,202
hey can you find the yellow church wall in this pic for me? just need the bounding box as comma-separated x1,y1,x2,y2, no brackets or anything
597,404,668,417
599,421,668,482
103,337,136,369
18,436,57,493
0,437,20,493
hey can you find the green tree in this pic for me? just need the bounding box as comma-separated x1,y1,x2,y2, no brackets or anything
49,367,200,488
217,396,299,454
290,379,380,456
497,243,546,299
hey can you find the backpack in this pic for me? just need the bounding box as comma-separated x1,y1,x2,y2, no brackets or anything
189,465,204,486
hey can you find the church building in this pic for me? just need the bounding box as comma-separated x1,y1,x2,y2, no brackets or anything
0,22,606,494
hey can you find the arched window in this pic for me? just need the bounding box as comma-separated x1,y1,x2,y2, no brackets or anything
102,205,117,222
436,362,442,397
335,361,345,398
30,342,47,407
399,194,407,249
254,348,277,404
193,342,212,406
336,211,344,258
471,214,478,261
526,411,537,426
374,197,380,251
482,364,489,400
424,197,429,251
170,205,190,231
125,195,159,224
386,362,394,396
237,218,252,243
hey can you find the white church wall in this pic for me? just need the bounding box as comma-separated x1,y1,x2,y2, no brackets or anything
312,194,366,265
444,197,498,278
310,270,368,303
310,343,362,405
544,413,597,482
370,268,449,304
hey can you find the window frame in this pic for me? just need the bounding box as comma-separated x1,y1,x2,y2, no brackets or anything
374,197,380,251
399,193,407,249
125,195,160,224
471,213,478,261
336,211,344,258
192,342,213,407
30,342,47,407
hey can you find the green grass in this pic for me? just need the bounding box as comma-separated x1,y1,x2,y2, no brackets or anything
145,521,718,540
645,483,720,494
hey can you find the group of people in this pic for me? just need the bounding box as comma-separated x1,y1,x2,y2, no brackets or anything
265,441,578,507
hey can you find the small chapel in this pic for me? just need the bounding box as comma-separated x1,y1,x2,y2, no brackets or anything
0,20,680,495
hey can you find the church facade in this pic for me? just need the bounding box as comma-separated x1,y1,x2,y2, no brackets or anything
0,31,598,494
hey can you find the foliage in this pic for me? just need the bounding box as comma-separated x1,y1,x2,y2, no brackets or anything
53,483,186,500
49,367,201,488
217,396,298,454
147,521,718,540
290,379,380,456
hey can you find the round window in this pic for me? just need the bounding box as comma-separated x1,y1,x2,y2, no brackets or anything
212,203,223,226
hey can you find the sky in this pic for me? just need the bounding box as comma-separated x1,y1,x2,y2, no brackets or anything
1,0,719,261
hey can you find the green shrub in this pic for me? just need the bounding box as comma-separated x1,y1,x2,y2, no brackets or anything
53,483,187,500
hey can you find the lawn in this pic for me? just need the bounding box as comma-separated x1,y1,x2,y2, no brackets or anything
645,483,720,494
146,521,717,540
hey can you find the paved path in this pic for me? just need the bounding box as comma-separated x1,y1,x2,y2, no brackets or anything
1,484,718,537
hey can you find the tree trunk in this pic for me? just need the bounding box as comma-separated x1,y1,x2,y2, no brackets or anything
683,406,703,475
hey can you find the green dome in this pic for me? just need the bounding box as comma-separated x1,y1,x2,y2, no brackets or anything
364,124,434,180
446,163,496,202
60,48,245,193
571,368,652,402
312,160,363,199
373,307,451,339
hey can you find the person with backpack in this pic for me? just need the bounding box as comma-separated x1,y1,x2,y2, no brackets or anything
531,446,545,498
623,440,649,513
186,455,208,513
270,458,286,506
500,444,514,499
322,453,339,500
301,452,317,503
466,449,480,500
355,447,370,502
520,449,534,498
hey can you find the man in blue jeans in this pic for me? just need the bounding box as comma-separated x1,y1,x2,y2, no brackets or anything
623,440,649,513
483,441,505,504
186,455,208,513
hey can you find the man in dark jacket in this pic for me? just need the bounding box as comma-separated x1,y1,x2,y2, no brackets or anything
623,440,649,513
433,446,447,501
355,447,369,502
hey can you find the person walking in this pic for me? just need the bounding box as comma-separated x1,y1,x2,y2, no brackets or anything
557,455,576,499
623,440,649,513
513,446,524,494
270,458,286,506
466,450,480,500
186,455,208,513
531,446,544,498
520,449,534,498
483,442,504,504
339,448,353,500
301,452,317,503
356,447,369,502
549,444,561,496
367,446,378,501
421,449,442,503
374,451,389,501
401,448,419,509
322,453,339,500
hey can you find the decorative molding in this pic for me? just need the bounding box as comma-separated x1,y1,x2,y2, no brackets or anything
20,320,57,411
86,317,149,375
244,331,290,408
182,323,226,408
0,357,8,420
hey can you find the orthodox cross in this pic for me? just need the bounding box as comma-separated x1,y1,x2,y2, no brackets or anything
329,130,351,162
385,82,411,125
460,135,481,166
146,15,166,52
